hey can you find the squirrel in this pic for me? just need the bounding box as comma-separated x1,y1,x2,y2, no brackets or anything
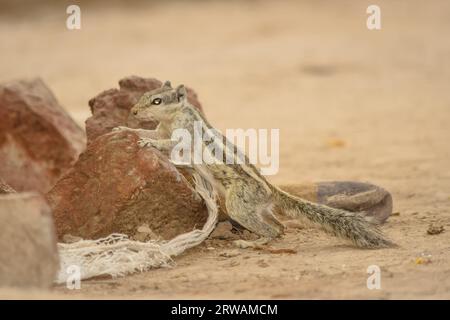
116,81,393,249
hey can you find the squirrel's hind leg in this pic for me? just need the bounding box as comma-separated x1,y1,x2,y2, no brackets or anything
225,184,284,239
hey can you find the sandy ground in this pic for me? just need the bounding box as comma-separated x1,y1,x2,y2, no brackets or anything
1,0,449,299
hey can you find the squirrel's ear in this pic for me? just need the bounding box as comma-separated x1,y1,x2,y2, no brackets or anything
162,81,172,89
176,84,187,102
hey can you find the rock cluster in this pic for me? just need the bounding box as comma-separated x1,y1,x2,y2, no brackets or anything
0,76,393,290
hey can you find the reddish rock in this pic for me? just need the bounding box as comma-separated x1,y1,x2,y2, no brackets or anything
85,76,203,144
0,78,86,193
46,130,207,241
0,179,15,194
0,192,59,289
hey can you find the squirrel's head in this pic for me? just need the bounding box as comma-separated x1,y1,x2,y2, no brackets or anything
130,81,187,122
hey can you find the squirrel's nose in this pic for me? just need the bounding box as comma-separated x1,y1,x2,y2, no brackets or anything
132,109,138,115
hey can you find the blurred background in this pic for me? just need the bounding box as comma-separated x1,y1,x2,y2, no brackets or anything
0,0,449,196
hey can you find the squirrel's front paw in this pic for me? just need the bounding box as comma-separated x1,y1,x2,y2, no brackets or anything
138,138,158,149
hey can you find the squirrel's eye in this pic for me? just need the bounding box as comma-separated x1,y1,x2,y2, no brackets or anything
152,98,162,105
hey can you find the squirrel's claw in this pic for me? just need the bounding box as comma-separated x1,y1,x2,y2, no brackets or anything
137,138,153,148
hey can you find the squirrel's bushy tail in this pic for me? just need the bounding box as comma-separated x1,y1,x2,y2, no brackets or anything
272,187,393,248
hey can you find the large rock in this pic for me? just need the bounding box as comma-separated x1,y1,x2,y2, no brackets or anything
85,76,203,144
0,192,59,289
47,130,207,241
0,78,86,193
279,181,393,223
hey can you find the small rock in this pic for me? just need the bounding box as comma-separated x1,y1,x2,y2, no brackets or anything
0,192,59,289
427,224,444,235
210,221,238,240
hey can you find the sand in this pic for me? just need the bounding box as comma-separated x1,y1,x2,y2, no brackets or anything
0,0,449,299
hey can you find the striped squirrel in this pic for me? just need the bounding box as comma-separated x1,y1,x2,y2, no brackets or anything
117,81,393,248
